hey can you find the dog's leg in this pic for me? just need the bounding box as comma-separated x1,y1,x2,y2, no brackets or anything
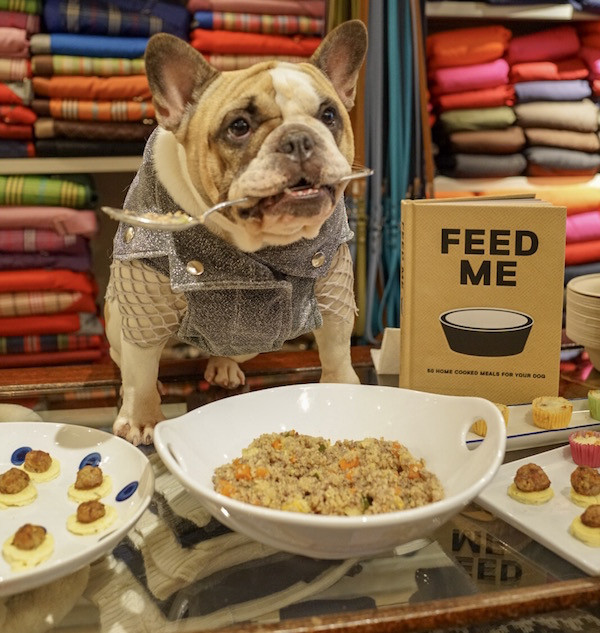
313,243,360,384
105,259,187,445
204,353,256,389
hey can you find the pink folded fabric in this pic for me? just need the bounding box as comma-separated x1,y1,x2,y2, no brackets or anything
566,211,600,243
0,27,29,58
187,0,325,16
580,47,600,79
430,58,509,95
0,11,40,36
507,25,580,65
0,206,98,236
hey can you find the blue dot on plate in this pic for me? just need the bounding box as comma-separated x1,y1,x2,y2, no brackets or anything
116,481,138,501
79,452,101,469
11,446,31,465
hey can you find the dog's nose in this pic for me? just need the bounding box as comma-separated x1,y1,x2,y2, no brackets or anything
278,131,314,162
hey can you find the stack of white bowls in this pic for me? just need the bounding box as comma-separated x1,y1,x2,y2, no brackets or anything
566,273,600,370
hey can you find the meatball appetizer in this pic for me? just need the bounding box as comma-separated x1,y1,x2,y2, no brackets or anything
570,466,600,507
570,504,600,546
67,500,117,535
2,523,54,571
68,465,112,502
507,463,554,504
21,449,60,482
0,467,37,508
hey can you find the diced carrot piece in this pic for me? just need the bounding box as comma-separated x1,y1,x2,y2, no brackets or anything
254,466,269,478
272,438,282,450
339,456,359,470
235,463,252,480
217,479,236,497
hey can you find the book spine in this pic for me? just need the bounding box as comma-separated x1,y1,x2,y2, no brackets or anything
399,199,414,388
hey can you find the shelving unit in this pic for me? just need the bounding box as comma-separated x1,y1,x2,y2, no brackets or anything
426,1,598,21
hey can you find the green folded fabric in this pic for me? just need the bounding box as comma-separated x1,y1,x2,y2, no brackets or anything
0,174,96,208
0,0,42,14
439,106,516,133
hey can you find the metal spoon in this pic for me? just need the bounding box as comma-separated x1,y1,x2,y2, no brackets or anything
100,167,374,232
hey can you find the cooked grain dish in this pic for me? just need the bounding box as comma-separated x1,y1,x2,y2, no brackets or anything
213,431,444,515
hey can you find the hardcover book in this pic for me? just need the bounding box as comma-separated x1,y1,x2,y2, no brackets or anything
398,194,566,405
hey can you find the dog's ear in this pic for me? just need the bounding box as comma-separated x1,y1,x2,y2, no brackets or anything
145,33,219,133
310,19,367,111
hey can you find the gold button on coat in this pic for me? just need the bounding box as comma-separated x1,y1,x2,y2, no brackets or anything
311,251,326,267
186,260,204,275
123,226,135,243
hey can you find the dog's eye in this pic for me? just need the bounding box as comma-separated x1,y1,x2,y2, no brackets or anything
228,118,251,138
320,106,337,127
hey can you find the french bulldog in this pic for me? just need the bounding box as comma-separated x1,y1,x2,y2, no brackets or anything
104,20,368,445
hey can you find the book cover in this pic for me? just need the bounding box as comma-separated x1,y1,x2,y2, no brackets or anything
398,195,566,405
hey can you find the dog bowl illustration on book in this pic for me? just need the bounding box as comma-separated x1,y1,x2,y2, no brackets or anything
440,307,533,357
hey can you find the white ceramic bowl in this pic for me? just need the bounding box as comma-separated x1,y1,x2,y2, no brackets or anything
154,384,506,559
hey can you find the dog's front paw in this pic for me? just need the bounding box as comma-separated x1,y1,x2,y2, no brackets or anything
320,367,360,385
204,357,246,389
113,413,164,446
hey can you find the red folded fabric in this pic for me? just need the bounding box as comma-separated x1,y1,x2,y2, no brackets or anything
526,165,598,178
0,348,103,367
426,25,511,69
0,105,36,124
0,269,97,294
0,312,84,336
580,46,600,79
190,28,321,56
565,239,600,265
429,58,509,96
510,57,589,83
187,0,325,16
507,25,580,65
434,84,514,111
0,121,32,139
0,11,40,36
32,75,151,101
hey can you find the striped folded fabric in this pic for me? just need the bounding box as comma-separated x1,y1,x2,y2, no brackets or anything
0,80,33,105
0,0,42,14
0,333,104,354
32,98,155,121
35,118,155,141
31,55,145,77
30,33,149,58
0,228,88,254
205,53,308,70
32,75,151,101
0,57,30,80
43,0,190,39
193,11,323,35
0,289,97,316
0,10,40,35
0,174,96,207
190,28,321,56
0,206,97,236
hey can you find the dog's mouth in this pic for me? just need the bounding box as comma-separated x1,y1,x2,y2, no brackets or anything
237,179,336,221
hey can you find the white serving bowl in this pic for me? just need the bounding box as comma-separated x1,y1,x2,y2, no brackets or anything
154,383,506,560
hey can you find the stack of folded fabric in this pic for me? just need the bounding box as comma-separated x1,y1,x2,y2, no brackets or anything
187,0,325,71
28,0,190,157
509,25,600,177
0,0,41,158
0,174,106,367
426,25,526,179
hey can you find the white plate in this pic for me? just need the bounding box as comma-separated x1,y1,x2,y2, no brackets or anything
0,422,154,597
467,398,598,451
154,383,506,560
476,445,600,575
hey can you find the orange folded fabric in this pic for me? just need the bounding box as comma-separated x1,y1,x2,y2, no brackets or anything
32,75,151,101
426,25,511,69
526,165,598,178
510,57,589,83
190,29,321,56
565,239,600,265
434,84,514,111
534,185,600,214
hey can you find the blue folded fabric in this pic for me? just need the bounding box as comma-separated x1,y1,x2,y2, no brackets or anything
0,140,32,158
569,0,600,12
515,80,592,103
43,0,190,39
37,33,149,58
193,11,213,29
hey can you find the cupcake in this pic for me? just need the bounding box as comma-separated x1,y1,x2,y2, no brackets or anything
531,396,573,430
570,504,600,546
569,431,600,468
570,465,600,507
470,403,509,437
507,463,553,504
589,390,600,421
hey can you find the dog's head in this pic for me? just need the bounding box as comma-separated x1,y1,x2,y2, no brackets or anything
145,20,367,252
